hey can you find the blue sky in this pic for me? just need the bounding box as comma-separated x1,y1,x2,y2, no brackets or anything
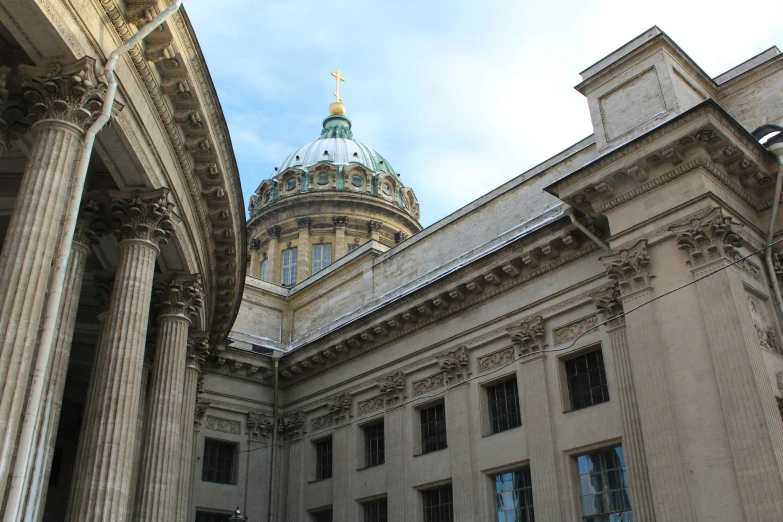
185,0,783,227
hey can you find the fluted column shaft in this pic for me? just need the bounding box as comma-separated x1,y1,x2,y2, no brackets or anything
135,314,190,521
175,365,201,521
66,238,160,521
445,383,476,522
386,406,406,522
605,323,656,521
128,355,153,519
23,239,91,521
332,426,354,521
296,221,311,283
249,249,261,278
519,354,563,520
622,288,694,520
0,120,83,495
285,440,305,521
693,260,783,519
267,234,280,284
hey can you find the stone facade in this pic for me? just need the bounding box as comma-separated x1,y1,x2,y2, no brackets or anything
3,6,783,522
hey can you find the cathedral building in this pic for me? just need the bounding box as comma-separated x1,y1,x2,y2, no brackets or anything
1,2,783,522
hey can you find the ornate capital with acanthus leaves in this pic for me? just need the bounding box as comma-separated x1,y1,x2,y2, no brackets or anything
110,188,175,246
279,410,307,439
368,220,383,233
194,398,211,429
267,225,281,239
327,392,353,423
247,410,275,442
19,57,106,131
437,346,470,384
334,216,348,229
73,199,104,248
669,208,742,267
153,275,204,321
590,284,624,328
185,335,210,371
377,371,407,405
0,65,30,159
601,240,652,296
507,316,546,356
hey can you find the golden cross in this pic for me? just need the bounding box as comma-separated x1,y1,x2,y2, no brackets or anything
331,69,345,101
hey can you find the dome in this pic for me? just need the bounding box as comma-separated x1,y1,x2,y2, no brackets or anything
272,114,400,179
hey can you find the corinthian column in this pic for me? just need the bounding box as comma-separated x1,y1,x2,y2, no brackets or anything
602,241,694,520
296,218,311,283
23,201,101,521
176,337,210,522
378,372,407,522
66,189,174,522
135,276,204,521
507,318,564,521
590,285,656,522
438,347,476,522
671,210,783,520
0,58,105,497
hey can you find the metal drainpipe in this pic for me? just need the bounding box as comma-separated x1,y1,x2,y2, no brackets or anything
564,205,611,251
268,352,281,522
3,2,184,520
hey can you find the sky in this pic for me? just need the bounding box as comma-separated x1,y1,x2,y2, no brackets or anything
184,0,783,228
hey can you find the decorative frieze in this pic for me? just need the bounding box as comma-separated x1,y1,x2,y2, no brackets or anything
602,240,652,295
357,395,385,415
669,208,742,267
310,413,333,432
553,315,597,345
477,346,515,373
205,416,240,435
412,372,444,397
437,346,469,384
507,316,546,355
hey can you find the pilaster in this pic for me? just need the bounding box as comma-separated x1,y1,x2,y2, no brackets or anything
297,218,311,283
378,372,407,522
330,393,354,521
246,409,275,519
249,238,261,278
671,209,783,520
368,220,382,242
507,317,564,521
334,216,348,259
267,226,281,284
0,57,106,498
601,240,694,520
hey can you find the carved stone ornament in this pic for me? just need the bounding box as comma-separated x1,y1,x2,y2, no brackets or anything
669,208,742,267
477,346,515,373
186,336,210,371
297,217,311,230
72,199,105,247
553,315,598,345
601,240,652,296
111,189,175,245
377,371,407,406
437,346,470,384
247,411,275,441
334,216,348,228
327,392,353,423
0,65,30,159
368,220,383,233
19,57,106,130
279,410,306,439
94,275,114,313
590,284,624,328
747,295,780,354
205,416,240,435
412,372,444,397
267,225,281,239
153,276,204,319
507,316,546,355
194,398,211,428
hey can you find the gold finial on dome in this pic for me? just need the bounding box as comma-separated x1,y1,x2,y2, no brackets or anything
329,101,346,115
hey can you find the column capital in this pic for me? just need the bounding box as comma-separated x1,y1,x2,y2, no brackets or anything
395,231,409,244
0,66,30,159
297,217,311,231
590,283,625,328
186,335,210,371
333,216,348,229
377,371,407,406
507,315,546,357
669,207,742,268
194,398,211,429
327,392,353,424
94,274,114,315
437,346,470,384
267,225,281,238
249,238,261,252
153,275,204,321
601,240,652,296
19,57,106,131
368,220,382,233
73,199,104,249
279,410,307,440
247,410,275,442
110,188,174,245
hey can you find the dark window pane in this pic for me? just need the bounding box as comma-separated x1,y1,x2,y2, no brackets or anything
566,351,609,411
421,404,447,453
313,510,333,522
487,379,522,435
195,511,231,522
577,446,632,521
363,499,388,522
316,438,333,480
201,440,237,485
364,422,385,467
423,485,454,522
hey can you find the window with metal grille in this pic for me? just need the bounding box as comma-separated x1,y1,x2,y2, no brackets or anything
487,379,522,434
420,403,447,453
494,468,535,522
422,485,454,522
363,498,388,522
201,439,237,484
566,350,609,411
312,244,332,273
281,247,297,286
260,259,268,281
577,446,632,522
312,510,333,522
195,511,231,522
364,421,385,468
348,243,359,253
315,438,332,480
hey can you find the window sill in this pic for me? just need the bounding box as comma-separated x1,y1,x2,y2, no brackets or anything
414,446,448,458
482,423,523,438
356,462,385,471
308,477,333,484
563,398,610,414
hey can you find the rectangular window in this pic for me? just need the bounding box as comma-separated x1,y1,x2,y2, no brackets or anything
364,421,385,468
260,259,268,281
422,485,454,522
312,510,333,522
195,511,231,522
577,446,632,521
363,499,388,522
420,403,447,453
201,439,237,485
281,247,297,286
487,379,522,434
566,350,609,411
348,243,359,253
312,243,332,273
315,438,333,480
494,469,535,522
